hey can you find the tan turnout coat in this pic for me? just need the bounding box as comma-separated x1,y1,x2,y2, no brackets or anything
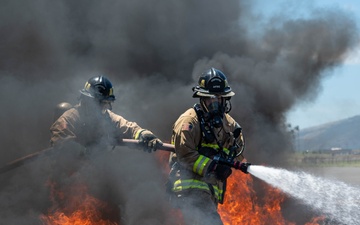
50,105,144,148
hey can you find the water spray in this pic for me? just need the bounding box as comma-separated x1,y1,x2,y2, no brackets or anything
248,165,360,224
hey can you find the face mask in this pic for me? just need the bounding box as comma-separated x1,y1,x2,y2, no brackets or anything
100,100,113,114
202,97,224,128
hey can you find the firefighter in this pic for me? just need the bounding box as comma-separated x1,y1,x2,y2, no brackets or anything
49,75,165,223
168,68,251,225
50,75,163,152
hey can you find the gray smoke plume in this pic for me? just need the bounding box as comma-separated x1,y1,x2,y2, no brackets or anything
0,0,358,224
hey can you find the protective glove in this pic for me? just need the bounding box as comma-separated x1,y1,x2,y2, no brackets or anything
138,130,163,153
233,161,251,174
208,160,232,181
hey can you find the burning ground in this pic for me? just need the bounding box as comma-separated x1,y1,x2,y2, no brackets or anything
0,0,358,224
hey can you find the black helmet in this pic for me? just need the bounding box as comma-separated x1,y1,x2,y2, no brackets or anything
192,68,235,98
80,76,115,101
53,102,72,122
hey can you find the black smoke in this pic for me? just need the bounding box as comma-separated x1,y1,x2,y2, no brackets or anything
0,0,358,224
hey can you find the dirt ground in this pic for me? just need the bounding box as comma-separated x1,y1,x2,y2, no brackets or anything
303,167,360,187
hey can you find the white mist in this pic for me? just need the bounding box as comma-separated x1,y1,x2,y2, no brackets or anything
248,165,360,225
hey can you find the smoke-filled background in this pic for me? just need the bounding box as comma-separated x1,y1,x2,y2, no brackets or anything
0,0,358,224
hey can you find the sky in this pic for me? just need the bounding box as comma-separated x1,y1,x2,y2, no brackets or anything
286,62,360,129
259,0,360,129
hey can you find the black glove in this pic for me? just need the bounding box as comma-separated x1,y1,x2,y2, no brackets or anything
138,130,163,153
209,160,232,181
233,161,251,174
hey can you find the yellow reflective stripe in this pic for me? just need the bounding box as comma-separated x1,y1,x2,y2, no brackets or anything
134,129,146,140
84,81,91,90
216,187,223,201
172,179,223,201
200,143,230,155
173,179,209,192
201,143,218,148
193,155,210,175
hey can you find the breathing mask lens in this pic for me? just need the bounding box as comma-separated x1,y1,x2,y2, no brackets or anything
207,100,220,113
204,97,224,128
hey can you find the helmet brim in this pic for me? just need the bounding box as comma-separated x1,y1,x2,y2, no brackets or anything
79,89,116,101
80,89,94,98
193,91,235,98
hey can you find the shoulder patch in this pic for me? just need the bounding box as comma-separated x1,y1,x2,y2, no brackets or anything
182,123,193,131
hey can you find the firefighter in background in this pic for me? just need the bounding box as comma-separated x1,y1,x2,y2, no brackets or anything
168,68,251,225
50,75,163,152
49,75,164,223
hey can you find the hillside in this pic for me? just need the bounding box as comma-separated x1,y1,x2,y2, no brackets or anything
297,115,360,151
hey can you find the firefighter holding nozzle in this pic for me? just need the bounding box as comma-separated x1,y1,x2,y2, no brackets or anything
168,68,251,225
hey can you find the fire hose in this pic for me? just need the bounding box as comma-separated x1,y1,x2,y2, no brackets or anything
0,139,175,175
0,140,249,175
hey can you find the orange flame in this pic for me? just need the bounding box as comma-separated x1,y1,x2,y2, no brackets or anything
40,151,325,225
305,216,326,225
218,172,293,225
156,151,325,225
40,181,118,225
218,171,325,225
